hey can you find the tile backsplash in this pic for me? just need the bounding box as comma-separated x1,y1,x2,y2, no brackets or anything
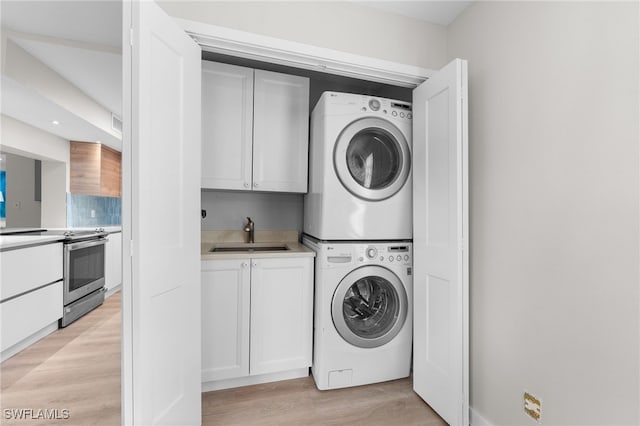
67,194,121,227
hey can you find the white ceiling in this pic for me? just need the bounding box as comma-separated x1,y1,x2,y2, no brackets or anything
0,0,469,153
356,1,472,26
1,0,122,150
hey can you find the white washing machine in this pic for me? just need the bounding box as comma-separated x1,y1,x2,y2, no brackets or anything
303,236,413,390
304,91,413,240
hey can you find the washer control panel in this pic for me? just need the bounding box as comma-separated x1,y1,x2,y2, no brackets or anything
308,239,412,269
359,244,411,266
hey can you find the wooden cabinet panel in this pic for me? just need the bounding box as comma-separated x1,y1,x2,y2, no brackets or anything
100,145,121,197
70,142,121,197
70,141,101,195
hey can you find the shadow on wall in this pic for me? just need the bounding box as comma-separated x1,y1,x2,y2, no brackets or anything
67,194,121,227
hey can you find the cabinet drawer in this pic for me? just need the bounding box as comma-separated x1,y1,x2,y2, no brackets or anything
0,243,63,301
0,281,63,352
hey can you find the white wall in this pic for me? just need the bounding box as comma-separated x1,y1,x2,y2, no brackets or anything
447,2,639,425
2,152,40,227
201,190,303,232
158,1,447,70
1,115,69,227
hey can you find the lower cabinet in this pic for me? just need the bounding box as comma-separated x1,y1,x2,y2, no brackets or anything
201,256,313,384
105,232,122,295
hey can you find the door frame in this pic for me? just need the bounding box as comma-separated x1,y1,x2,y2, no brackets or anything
175,18,434,87
122,13,468,425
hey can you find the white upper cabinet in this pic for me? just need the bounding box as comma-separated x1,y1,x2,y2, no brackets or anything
201,62,310,193
253,70,310,193
201,61,254,190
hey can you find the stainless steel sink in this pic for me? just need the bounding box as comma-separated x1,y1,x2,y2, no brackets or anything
209,245,290,253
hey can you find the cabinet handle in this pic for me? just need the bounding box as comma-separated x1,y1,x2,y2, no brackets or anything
251,262,258,268
243,182,249,188
242,262,248,268
253,182,259,188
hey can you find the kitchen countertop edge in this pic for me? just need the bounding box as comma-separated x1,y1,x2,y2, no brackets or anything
0,235,65,252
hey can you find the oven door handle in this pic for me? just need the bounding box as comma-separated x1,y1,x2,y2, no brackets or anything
65,237,108,251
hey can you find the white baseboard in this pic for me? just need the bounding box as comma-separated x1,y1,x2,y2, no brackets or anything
202,368,309,392
105,284,122,298
470,407,492,426
0,321,59,362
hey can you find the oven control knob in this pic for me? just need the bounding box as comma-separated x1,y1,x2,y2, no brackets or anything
366,247,378,259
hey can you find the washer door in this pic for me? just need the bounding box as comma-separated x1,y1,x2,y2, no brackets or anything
332,265,408,348
334,117,411,201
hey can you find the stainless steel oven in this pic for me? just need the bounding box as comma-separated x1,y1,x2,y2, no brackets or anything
64,237,106,304
58,230,108,327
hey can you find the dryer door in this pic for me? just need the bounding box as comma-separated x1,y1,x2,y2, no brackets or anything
334,117,411,201
332,265,408,348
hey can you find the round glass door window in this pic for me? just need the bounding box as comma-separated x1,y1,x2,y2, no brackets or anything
332,266,408,348
334,118,411,201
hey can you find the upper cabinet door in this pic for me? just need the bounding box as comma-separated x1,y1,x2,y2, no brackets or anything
201,62,254,190
412,58,469,426
124,1,201,424
253,70,310,193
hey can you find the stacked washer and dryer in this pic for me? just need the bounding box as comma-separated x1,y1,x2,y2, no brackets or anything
303,91,414,390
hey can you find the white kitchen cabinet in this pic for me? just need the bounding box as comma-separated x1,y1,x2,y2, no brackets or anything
201,256,313,385
105,232,122,296
201,258,250,382
201,61,254,190
0,242,63,361
249,257,313,375
201,61,310,193
252,70,310,193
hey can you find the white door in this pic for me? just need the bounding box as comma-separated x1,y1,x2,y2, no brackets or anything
412,58,469,426
123,1,201,424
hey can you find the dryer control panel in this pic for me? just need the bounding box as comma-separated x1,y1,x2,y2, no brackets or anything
317,92,413,121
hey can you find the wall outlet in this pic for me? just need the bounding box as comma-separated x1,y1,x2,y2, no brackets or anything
524,390,541,423
91,209,96,218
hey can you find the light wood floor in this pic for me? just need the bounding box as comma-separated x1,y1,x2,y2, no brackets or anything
1,291,122,425
1,291,445,425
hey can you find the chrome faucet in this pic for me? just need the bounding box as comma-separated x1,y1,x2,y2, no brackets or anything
243,217,255,243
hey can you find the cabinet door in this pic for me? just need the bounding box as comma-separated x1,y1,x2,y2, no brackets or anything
105,232,122,292
201,61,254,190
250,257,313,376
253,70,309,193
201,259,250,382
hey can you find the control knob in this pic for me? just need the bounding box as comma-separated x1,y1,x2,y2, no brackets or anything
366,247,378,259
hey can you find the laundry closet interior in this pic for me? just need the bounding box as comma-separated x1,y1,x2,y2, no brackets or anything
199,50,413,232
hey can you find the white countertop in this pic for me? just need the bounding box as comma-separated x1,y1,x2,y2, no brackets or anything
0,235,64,251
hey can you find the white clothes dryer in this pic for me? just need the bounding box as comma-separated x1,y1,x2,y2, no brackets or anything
303,236,413,390
304,92,413,240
